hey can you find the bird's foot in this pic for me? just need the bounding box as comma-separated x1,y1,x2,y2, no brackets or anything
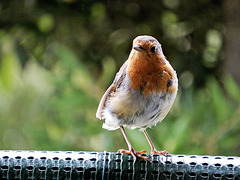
151,149,169,156
118,148,151,161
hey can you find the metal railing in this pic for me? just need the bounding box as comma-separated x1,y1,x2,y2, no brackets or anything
0,150,239,179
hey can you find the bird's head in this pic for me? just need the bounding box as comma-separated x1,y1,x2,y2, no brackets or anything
130,35,165,62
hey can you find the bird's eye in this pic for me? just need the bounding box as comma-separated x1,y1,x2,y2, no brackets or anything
150,46,156,53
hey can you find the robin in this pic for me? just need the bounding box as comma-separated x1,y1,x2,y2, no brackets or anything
96,35,178,161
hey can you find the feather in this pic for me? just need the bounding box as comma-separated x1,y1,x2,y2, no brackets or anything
96,61,128,119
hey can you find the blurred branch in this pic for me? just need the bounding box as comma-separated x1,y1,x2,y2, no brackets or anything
223,0,240,85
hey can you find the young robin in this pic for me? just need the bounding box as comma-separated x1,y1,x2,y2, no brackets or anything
96,35,178,161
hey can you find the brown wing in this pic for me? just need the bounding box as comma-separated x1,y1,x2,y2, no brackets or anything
96,60,128,119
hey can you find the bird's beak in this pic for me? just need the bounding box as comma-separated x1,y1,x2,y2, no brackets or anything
133,45,143,51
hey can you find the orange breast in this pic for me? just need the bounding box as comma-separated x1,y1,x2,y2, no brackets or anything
127,52,175,96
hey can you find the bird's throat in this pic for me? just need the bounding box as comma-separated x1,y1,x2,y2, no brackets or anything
127,53,174,96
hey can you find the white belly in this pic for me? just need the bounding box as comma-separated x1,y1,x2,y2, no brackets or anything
102,87,177,130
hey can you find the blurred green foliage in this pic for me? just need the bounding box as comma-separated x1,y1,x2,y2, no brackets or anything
0,0,239,156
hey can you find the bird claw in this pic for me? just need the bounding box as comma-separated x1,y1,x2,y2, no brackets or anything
118,148,151,161
151,149,169,156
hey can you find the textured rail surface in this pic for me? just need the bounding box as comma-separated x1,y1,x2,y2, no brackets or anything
0,150,239,179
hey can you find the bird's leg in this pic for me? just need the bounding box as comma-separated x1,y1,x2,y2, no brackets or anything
118,126,150,161
143,129,168,156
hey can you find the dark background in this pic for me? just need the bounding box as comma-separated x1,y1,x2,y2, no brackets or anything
0,0,239,156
